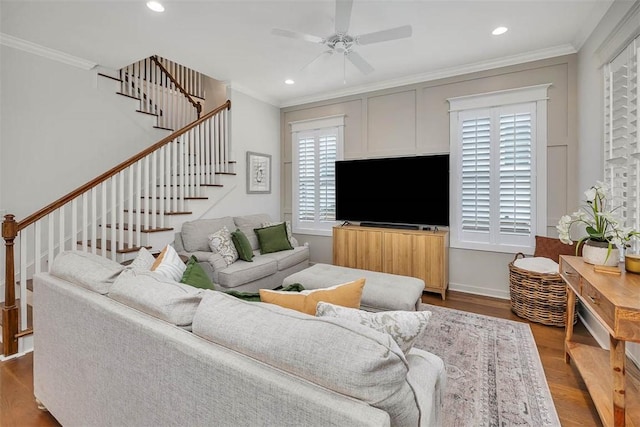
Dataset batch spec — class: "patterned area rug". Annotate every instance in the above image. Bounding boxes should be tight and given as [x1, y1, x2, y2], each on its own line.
[414, 303, 560, 427]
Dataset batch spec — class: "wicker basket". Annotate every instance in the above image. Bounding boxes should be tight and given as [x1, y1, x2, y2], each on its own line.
[509, 253, 577, 327]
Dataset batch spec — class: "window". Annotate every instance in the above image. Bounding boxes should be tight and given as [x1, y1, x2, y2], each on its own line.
[290, 115, 344, 236]
[448, 85, 549, 253]
[604, 36, 640, 248]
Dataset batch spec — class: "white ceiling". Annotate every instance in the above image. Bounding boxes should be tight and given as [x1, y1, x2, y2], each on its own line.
[0, 0, 616, 107]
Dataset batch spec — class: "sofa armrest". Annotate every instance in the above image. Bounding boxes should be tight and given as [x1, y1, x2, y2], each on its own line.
[405, 348, 446, 427]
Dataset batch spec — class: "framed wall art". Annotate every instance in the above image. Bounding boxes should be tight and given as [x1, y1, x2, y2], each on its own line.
[246, 151, 271, 194]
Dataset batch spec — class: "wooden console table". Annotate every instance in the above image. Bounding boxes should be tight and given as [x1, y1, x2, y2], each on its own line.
[560, 255, 640, 426]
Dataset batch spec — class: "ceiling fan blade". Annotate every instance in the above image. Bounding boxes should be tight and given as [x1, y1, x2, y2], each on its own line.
[271, 28, 324, 44]
[357, 25, 412, 45]
[346, 51, 374, 75]
[335, 0, 353, 34]
[300, 50, 333, 71]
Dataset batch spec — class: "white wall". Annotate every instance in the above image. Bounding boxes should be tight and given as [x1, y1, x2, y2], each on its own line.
[0, 45, 172, 220]
[577, 0, 639, 362]
[198, 87, 281, 221]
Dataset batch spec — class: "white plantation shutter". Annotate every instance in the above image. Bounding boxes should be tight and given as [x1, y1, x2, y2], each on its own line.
[604, 38, 640, 248]
[291, 115, 344, 236]
[461, 116, 491, 232]
[449, 85, 547, 253]
[499, 111, 533, 235]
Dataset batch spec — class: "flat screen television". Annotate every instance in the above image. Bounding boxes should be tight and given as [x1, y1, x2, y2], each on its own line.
[335, 154, 449, 227]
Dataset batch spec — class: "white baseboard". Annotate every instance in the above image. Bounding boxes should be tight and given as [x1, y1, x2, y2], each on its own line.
[448, 281, 510, 300]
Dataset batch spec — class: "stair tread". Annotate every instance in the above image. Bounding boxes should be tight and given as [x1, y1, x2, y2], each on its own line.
[141, 196, 208, 200]
[136, 110, 159, 117]
[116, 92, 141, 101]
[98, 72, 122, 82]
[79, 239, 151, 253]
[102, 224, 173, 233]
[124, 209, 193, 215]
[158, 184, 222, 187]
[154, 126, 174, 131]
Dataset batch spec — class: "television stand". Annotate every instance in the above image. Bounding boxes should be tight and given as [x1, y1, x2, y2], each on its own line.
[359, 222, 419, 230]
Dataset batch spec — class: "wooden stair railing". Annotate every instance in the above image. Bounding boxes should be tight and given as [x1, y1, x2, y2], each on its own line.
[1, 100, 231, 358]
[119, 56, 204, 131]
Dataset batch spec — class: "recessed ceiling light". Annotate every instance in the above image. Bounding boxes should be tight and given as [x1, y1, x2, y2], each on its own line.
[284, 79, 295, 85]
[147, 1, 165, 12]
[492, 26, 508, 36]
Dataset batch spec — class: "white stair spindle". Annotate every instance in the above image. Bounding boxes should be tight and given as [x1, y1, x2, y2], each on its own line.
[71, 199, 77, 253]
[82, 193, 88, 252]
[90, 188, 97, 255]
[101, 183, 107, 256]
[20, 230, 27, 330]
[172, 140, 178, 213]
[118, 171, 124, 253]
[48, 214, 54, 266]
[136, 161, 142, 247]
[111, 175, 117, 261]
[224, 109, 229, 172]
[58, 205, 65, 253]
[180, 136, 186, 212]
[159, 146, 165, 228]
[128, 168, 134, 249]
[143, 156, 150, 233]
[34, 221, 41, 274]
[151, 152, 157, 230]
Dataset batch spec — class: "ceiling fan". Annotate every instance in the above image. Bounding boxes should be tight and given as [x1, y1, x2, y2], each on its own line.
[271, 0, 412, 77]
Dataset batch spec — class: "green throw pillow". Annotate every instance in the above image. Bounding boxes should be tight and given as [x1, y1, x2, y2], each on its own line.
[224, 283, 305, 301]
[231, 229, 254, 262]
[180, 256, 215, 290]
[254, 222, 293, 254]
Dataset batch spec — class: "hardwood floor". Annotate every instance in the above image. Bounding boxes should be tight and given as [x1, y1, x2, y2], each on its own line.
[1, 290, 602, 426]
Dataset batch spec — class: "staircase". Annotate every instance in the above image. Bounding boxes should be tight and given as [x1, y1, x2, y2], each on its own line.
[1, 56, 234, 359]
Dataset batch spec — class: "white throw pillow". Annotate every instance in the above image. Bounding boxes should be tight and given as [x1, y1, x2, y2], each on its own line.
[151, 245, 186, 282]
[208, 226, 238, 266]
[316, 302, 431, 354]
[129, 247, 156, 271]
[262, 220, 296, 247]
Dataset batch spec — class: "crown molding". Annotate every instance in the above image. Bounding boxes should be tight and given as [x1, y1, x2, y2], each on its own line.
[595, 0, 640, 66]
[279, 44, 577, 108]
[0, 33, 97, 70]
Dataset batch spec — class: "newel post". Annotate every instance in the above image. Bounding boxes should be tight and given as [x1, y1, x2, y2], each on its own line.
[2, 214, 19, 356]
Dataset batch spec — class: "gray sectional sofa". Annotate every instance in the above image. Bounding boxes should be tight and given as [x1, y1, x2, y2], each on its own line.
[173, 213, 309, 292]
[34, 251, 446, 427]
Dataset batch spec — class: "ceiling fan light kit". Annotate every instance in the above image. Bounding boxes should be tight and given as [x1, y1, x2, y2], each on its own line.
[271, 0, 412, 78]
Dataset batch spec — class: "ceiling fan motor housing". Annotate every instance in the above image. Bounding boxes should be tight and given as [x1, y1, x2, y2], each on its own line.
[327, 34, 355, 53]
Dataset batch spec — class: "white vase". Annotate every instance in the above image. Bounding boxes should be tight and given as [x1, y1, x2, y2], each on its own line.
[582, 240, 620, 266]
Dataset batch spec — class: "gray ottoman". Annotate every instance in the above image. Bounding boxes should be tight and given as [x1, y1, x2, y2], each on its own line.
[282, 263, 424, 312]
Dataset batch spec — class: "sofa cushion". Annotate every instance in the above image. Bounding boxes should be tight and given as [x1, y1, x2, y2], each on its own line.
[181, 216, 236, 252]
[50, 251, 124, 295]
[192, 291, 420, 426]
[316, 302, 432, 354]
[261, 245, 309, 270]
[231, 229, 254, 262]
[181, 256, 215, 290]
[109, 269, 203, 329]
[254, 223, 293, 254]
[233, 213, 273, 250]
[216, 256, 278, 289]
[151, 244, 187, 282]
[207, 226, 238, 266]
[259, 278, 365, 315]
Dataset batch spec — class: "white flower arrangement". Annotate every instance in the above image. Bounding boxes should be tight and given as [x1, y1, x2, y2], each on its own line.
[556, 181, 639, 256]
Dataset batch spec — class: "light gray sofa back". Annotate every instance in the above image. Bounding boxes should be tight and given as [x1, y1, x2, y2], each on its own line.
[33, 273, 391, 427]
[180, 216, 236, 252]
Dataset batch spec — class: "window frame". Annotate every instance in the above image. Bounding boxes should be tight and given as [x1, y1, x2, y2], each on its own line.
[290, 115, 345, 236]
[448, 84, 550, 254]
